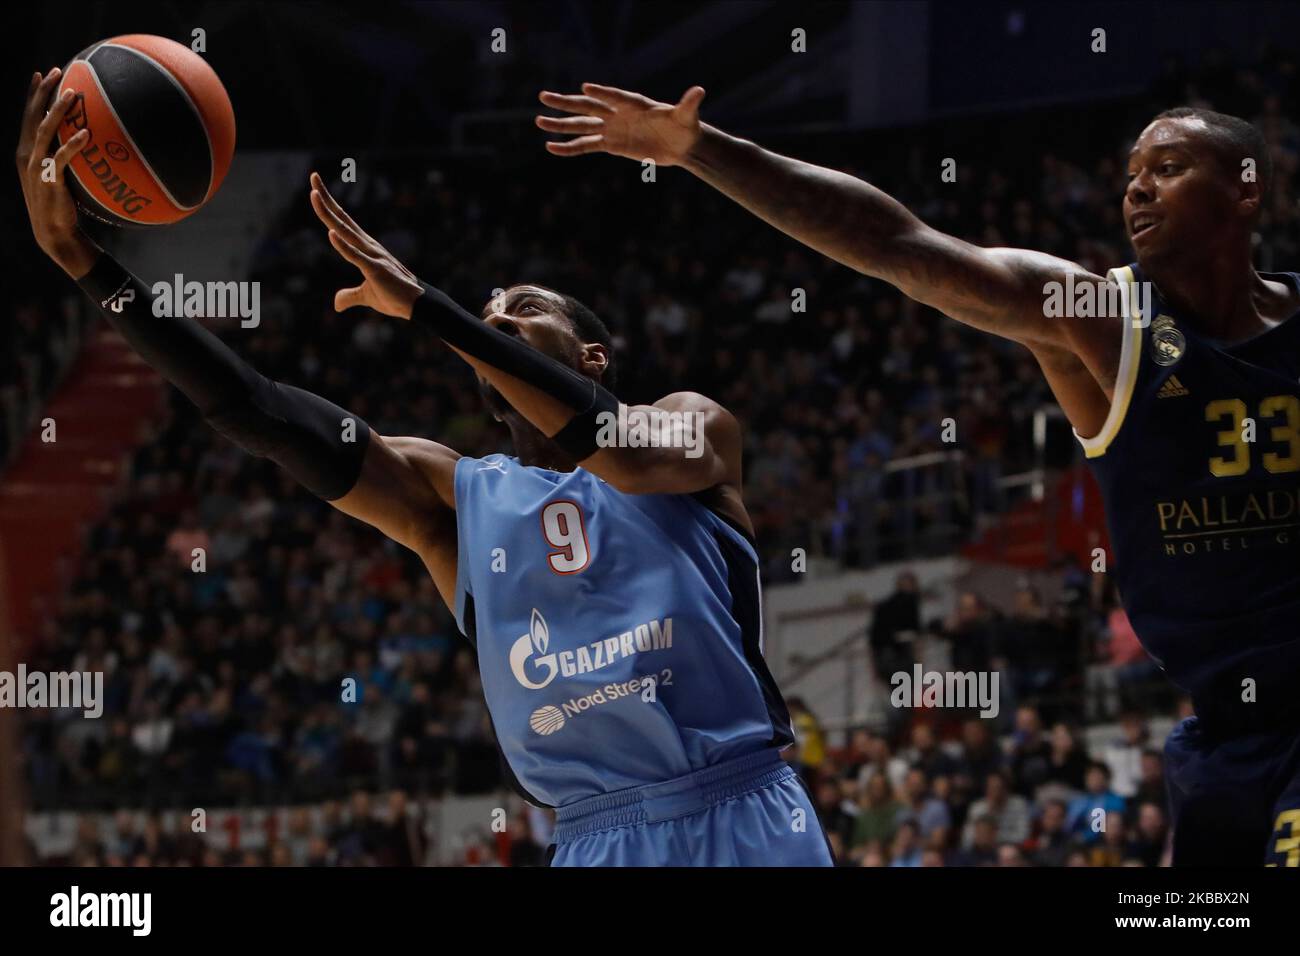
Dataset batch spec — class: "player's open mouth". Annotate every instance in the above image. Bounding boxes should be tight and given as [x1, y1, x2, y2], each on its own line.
[1131, 215, 1160, 239]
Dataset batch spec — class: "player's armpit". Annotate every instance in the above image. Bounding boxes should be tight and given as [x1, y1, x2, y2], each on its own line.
[1025, 341, 1112, 439]
[583, 392, 740, 496]
[896, 236, 1126, 403]
[332, 433, 460, 552]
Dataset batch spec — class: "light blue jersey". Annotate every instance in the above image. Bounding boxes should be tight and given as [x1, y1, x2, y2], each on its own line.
[452, 453, 795, 810]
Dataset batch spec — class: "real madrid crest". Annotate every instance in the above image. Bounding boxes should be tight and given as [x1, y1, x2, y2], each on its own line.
[1149, 313, 1186, 367]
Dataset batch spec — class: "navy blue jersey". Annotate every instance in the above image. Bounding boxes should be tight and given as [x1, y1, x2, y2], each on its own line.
[1081, 264, 1300, 727]
[452, 453, 793, 808]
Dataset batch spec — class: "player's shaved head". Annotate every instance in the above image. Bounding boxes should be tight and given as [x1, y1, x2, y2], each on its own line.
[1125, 108, 1270, 270]
[1145, 107, 1271, 199]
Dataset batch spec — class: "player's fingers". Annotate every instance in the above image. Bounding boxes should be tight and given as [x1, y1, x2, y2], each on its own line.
[544, 135, 605, 157]
[534, 114, 603, 134]
[52, 128, 90, 175]
[675, 86, 706, 119]
[311, 189, 367, 247]
[32, 88, 78, 168]
[581, 83, 649, 106]
[309, 177, 355, 231]
[16, 73, 40, 169]
[19, 68, 61, 148]
[537, 91, 614, 116]
[327, 229, 377, 272]
[309, 186, 342, 227]
[18, 72, 40, 142]
[334, 285, 368, 312]
[310, 171, 367, 237]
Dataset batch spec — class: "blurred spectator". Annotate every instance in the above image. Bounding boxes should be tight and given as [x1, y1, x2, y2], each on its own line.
[851, 774, 903, 850]
[889, 820, 924, 867]
[1133, 749, 1168, 810]
[954, 815, 1001, 866]
[1127, 802, 1169, 868]
[1102, 712, 1149, 799]
[962, 771, 1031, 849]
[897, 768, 952, 843]
[815, 777, 857, 848]
[1027, 799, 1073, 867]
[1066, 762, 1127, 845]
[869, 570, 921, 683]
[1008, 705, 1052, 797]
[788, 697, 828, 780]
[1044, 723, 1089, 791]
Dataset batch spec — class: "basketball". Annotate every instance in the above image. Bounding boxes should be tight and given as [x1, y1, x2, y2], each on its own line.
[54, 34, 235, 226]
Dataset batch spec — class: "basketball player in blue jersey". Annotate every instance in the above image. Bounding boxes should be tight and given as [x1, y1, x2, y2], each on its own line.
[17, 70, 831, 867]
[538, 84, 1300, 865]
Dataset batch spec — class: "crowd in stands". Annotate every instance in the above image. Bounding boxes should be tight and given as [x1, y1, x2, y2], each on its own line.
[32, 792, 552, 867]
[796, 701, 1179, 867]
[794, 564, 1181, 867]
[0, 285, 86, 471]
[32, 689, 1178, 867]
[10, 44, 1300, 862]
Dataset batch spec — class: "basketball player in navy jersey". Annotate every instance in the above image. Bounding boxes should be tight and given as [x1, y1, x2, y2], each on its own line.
[17, 69, 832, 867]
[537, 84, 1300, 865]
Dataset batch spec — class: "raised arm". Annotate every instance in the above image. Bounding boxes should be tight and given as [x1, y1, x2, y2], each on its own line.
[306, 174, 743, 500]
[16, 69, 460, 601]
[686, 127, 1095, 345]
[536, 85, 1123, 404]
[74, 248, 459, 553]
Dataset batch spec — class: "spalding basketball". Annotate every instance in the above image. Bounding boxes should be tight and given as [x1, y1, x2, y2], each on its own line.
[55, 34, 235, 226]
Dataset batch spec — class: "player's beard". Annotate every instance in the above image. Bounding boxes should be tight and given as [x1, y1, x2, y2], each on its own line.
[476, 338, 586, 422]
[478, 377, 511, 419]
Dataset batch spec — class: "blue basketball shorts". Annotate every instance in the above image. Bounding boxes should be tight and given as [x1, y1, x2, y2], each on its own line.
[549, 749, 835, 867]
[1164, 716, 1300, 866]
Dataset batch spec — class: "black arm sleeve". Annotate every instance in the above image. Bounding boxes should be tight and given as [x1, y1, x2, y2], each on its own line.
[410, 281, 617, 461]
[77, 253, 371, 500]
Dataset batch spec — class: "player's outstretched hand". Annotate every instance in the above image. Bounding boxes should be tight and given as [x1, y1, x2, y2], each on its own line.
[309, 171, 423, 319]
[16, 67, 99, 278]
[536, 84, 705, 167]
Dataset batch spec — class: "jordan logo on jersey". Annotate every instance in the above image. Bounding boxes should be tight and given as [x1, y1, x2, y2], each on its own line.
[508, 607, 675, 690]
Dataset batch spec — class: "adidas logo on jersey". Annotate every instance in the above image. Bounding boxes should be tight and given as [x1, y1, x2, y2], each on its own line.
[1157, 375, 1189, 398]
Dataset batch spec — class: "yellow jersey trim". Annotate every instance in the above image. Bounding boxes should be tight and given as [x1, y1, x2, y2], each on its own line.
[1075, 265, 1144, 459]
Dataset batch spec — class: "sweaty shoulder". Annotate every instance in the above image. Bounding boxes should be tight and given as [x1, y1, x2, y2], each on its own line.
[653, 390, 730, 416]
[653, 391, 742, 478]
[650, 392, 752, 538]
[1263, 271, 1300, 322]
[1053, 266, 1145, 396]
